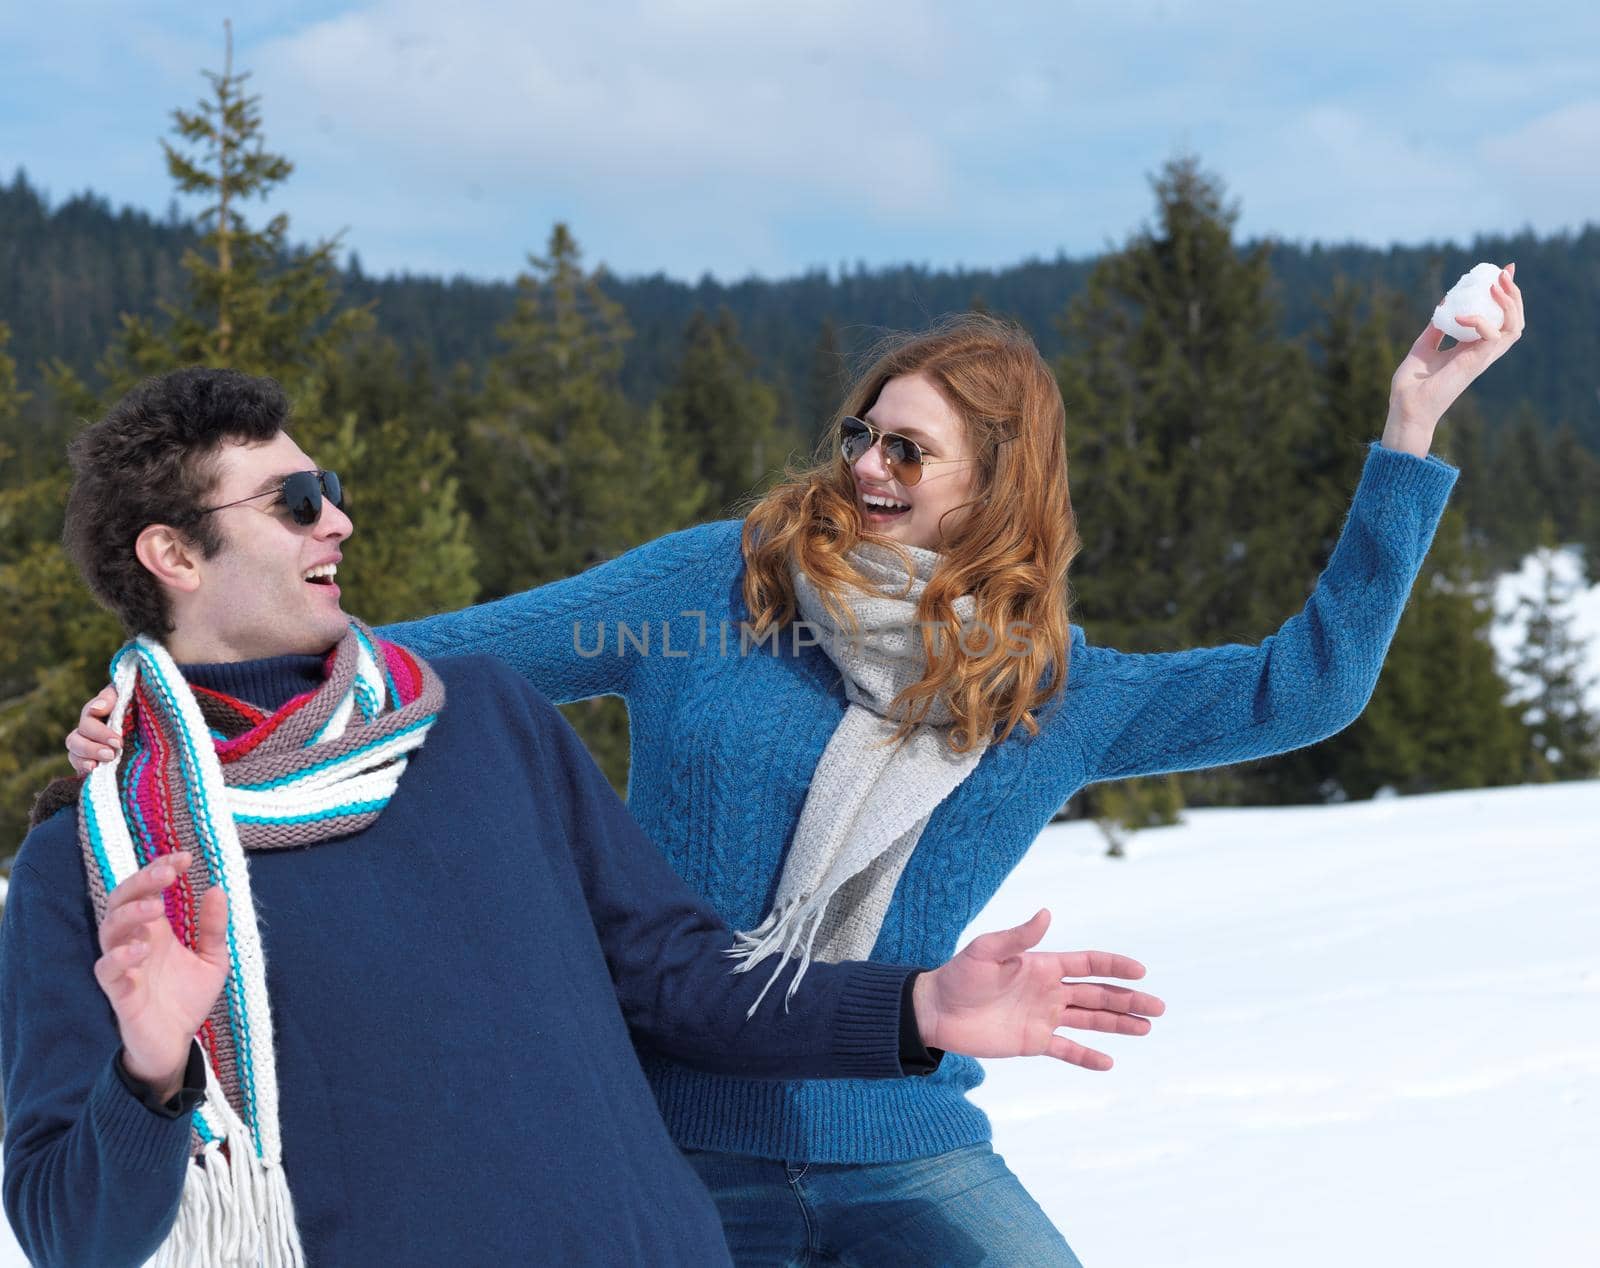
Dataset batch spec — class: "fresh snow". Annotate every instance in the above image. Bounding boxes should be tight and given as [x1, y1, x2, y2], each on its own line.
[1, 553, 1595, 1267]
[968, 782, 1599, 1268]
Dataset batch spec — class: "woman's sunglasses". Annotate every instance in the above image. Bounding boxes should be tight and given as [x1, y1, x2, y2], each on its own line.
[838, 416, 989, 487]
[195, 469, 344, 527]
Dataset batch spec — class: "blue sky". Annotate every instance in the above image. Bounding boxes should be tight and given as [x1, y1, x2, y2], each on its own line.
[1, 2, 1594, 282]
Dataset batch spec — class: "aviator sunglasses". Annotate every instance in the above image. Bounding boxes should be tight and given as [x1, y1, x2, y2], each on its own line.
[195, 469, 344, 527]
[839, 416, 1004, 486]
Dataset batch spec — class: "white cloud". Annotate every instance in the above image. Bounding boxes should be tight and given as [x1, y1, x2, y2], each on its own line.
[1219, 105, 1478, 245]
[1480, 100, 1600, 232]
[253, 0, 955, 215]
[1214, 91, 1600, 252]
[11, 0, 1598, 279]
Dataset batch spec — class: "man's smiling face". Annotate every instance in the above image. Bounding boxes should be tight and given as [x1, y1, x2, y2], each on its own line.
[172, 431, 354, 661]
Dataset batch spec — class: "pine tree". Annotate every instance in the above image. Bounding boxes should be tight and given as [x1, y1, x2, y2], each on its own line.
[78, 23, 368, 397]
[1311, 510, 1528, 798]
[1546, 426, 1600, 549]
[313, 335, 479, 624]
[658, 308, 784, 515]
[1, 30, 477, 849]
[1059, 156, 1319, 651]
[1510, 532, 1600, 780]
[467, 224, 707, 788]
[1445, 398, 1500, 560]
[1057, 154, 1317, 835]
[1582, 498, 1600, 589]
[1090, 776, 1184, 858]
[1304, 280, 1402, 555]
[1249, 280, 1406, 802]
[470, 224, 705, 595]
[0, 321, 23, 445]
[94, 25, 471, 626]
[1482, 406, 1555, 568]
[0, 325, 121, 850]
[1228, 281, 1535, 804]
[805, 316, 845, 450]
[1561, 439, 1600, 587]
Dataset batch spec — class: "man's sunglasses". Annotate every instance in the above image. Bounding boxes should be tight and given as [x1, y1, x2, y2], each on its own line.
[839, 417, 996, 487]
[195, 469, 344, 527]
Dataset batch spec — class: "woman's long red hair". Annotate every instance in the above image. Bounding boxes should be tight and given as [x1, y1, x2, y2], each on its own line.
[741, 314, 1079, 751]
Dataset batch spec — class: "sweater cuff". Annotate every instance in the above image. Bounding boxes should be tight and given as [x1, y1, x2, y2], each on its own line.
[90, 1049, 202, 1174]
[1357, 441, 1459, 560]
[898, 971, 944, 1076]
[827, 961, 920, 1079]
[115, 1041, 207, 1120]
[1364, 439, 1460, 501]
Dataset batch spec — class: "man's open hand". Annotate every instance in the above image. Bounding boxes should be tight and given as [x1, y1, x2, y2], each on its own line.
[913, 909, 1163, 1071]
[94, 851, 230, 1101]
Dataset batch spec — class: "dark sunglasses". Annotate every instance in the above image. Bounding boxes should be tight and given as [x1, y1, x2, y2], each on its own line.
[196, 469, 344, 527]
[839, 416, 996, 487]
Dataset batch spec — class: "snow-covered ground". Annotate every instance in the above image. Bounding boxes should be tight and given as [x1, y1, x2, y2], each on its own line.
[970, 782, 1599, 1268]
[968, 552, 1600, 1268]
[1, 552, 1594, 1267]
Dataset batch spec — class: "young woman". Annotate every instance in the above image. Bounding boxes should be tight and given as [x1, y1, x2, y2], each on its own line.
[69, 268, 1524, 1265]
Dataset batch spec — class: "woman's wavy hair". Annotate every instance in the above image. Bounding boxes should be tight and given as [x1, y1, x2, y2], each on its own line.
[742, 313, 1079, 751]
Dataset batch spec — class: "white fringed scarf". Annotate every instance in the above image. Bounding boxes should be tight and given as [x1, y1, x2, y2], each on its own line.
[727, 542, 987, 1013]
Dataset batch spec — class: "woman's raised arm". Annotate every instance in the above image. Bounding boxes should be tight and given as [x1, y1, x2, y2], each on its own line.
[67, 520, 740, 774]
[1072, 264, 1523, 788]
[378, 519, 736, 697]
[1070, 442, 1456, 786]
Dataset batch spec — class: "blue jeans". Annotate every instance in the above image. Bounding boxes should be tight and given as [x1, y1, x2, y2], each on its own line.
[682, 1142, 1084, 1267]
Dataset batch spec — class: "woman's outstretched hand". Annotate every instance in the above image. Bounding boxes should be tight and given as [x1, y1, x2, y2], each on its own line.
[912, 909, 1164, 1071]
[67, 684, 120, 776]
[1383, 262, 1525, 457]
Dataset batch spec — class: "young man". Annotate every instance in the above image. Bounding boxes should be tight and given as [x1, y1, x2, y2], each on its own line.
[1, 368, 1163, 1267]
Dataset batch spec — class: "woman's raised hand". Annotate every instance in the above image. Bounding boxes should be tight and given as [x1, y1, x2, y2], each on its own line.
[66, 684, 120, 776]
[1384, 263, 1525, 454]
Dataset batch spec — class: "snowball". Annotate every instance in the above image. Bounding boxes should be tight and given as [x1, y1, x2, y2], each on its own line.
[1431, 262, 1506, 343]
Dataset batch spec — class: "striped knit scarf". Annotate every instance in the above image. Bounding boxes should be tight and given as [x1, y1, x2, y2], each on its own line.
[77, 621, 444, 1267]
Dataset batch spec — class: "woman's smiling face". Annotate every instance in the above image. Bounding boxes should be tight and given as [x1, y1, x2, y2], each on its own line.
[850, 373, 979, 552]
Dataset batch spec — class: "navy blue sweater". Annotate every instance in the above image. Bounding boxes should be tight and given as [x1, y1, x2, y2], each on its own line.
[0, 654, 918, 1266]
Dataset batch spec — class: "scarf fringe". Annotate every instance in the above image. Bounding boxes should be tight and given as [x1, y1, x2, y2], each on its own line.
[730, 552, 985, 1008]
[725, 894, 835, 1018]
[152, 1085, 305, 1267]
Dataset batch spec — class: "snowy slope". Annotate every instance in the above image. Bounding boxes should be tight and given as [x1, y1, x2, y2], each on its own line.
[969, 782, 1599, 1268]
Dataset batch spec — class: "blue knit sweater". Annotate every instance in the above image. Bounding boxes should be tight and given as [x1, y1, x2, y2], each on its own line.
[384, 442, 1459, 1164]
[0, 655, 915, 1266]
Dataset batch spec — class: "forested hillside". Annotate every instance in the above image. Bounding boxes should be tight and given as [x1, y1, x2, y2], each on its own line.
[4, 169, 1597, 448]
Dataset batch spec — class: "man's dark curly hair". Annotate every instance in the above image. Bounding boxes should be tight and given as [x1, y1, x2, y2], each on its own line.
[64, 367, 290, 637]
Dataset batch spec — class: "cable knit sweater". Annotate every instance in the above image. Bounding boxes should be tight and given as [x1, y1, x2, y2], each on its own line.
[383, 442, 1459, 1164]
